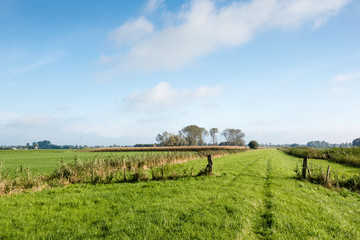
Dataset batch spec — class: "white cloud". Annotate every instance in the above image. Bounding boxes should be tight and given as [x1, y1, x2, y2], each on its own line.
[7, 114, 53, 127]
[123, 81, 224, 110]
[330, 86, 344, 95]
[331, 70, 360, 94]
[333, 71, 360, 83]
[98, 54, 114, 65]
[145, 0, 165, 13]
[108, 17, 154, 48]
[104, 0, 350, 72]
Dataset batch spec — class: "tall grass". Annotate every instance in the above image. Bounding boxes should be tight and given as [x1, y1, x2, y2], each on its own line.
[281, 147, 360, 167]
[294, 160, 360, 191]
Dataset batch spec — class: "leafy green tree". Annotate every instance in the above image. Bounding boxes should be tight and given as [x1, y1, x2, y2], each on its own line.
[37, 140, 52, 149]
[181, 125, 208, 146]
[353, 138, 360, 147]
[221, 128, 245, 146]
[248, 140, 259, 149]
[156, 131, 188, 146]
[209, 128, 219, 145]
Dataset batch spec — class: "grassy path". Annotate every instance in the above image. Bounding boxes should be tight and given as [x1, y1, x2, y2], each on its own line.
[0, 149, 359, 239]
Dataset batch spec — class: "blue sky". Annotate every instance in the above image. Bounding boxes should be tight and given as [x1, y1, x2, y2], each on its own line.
[1, 0, 360, 146]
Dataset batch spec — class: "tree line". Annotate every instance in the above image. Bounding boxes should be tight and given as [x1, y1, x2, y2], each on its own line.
[306, 140, 354, 148]
[155, 125, 245, 146]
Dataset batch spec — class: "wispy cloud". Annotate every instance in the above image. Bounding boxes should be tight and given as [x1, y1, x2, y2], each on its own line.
[108, 17, 154, 48]
[331, 70, 360, 94]
[333, 71, 360, 83]
[102, 0, 350, 73]
[123, 81, 224, 111]
[7, 51, 69, 75]
[7, 114, 53, 127]
[145, 0, 165, 13]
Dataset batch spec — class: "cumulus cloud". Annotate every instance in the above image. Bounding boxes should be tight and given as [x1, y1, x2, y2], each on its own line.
[108, 17, 154, 48]
[104, 0, 350, 72]
[123, 81, 224, 110]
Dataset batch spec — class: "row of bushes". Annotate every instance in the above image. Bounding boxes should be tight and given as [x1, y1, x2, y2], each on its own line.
[281, 147, 360, 167]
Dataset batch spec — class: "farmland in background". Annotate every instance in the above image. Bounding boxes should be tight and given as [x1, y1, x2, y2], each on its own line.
[0, 150, 146, 175]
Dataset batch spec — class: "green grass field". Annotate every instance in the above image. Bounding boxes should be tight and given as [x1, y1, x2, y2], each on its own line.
[302, 157, 360, 178]
[0, 150, 162, 175]
[0, 149, 359, 239]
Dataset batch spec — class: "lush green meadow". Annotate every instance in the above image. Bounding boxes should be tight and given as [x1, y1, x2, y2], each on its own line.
[0, 150, 163, 175]
[0, 149, 359, 239]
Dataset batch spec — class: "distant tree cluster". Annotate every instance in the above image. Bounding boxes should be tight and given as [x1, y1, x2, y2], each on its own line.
[2, 141, 89, 150]
[353, 138, 360, 147]
[306, 141, 331, 148]
[34, 140, 87, 149]
[133, 144, 156, 147]
[156, 125, 245, 146]
[306, 140, 352, 148]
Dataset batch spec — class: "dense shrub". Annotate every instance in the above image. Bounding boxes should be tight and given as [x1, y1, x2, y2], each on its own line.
[248, 141, 259, 149]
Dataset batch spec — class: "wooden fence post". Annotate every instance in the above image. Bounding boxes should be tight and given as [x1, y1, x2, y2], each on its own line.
[162, 164, 165, 179]
[302, 156, 308, 179]
[326, 165, 330, 183]
[307, 166, 312, 178]
[207, 154, 213, 175]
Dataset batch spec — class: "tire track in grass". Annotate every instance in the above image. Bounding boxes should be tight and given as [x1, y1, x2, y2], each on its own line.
[257, 155, 274, 239]
[230, 151, 268, 181]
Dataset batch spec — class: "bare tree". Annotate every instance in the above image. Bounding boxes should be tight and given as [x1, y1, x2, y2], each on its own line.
[209, 128, 219, 145]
